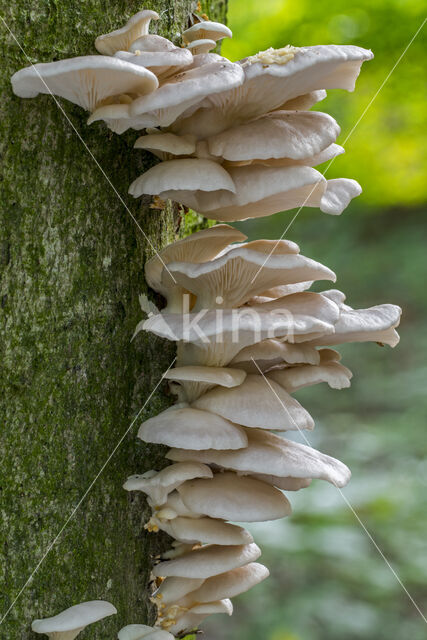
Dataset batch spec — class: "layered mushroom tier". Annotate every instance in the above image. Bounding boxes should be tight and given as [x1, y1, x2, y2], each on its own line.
[12, 10, 401, 640]
[12, 11, 371, 222]
[129, 225, 401, 635]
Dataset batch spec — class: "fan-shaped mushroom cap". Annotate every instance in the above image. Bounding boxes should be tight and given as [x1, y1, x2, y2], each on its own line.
[169, 429, 351, 487]
[182, 21, 232, 44]
[11, 57, 158, 112]
[192, 374, 314, 431]
[186, 39, 217, 55]
[268, 348, 353, 391]
[153, 542, 261, 578]
[134, 132, 196, 158]
[32, 601, 117, 639]
[87, 102, 146, 134]
[164, 247, 335, 310]
[231, 339, 320, 373]
[177, 562, 269, 607]
[249, 280, 313, 302]
[115, 47, 193, 77]
[178, 472, 291, 521]
[224, 142, 344, 169]
[138, 406, 248, 450]
[117, 625, 173, 640]
[207, 110, 340, 163]
[142, 223, 246, 313]
[128, 60, 244, 128]
[166, 599, 233, 635]
[173, 44, 373, 138]
[129, 158, 235, 199]
[159, 490, 202, 519]
[143, 304, 335, 367]
[95, 10, 159, 55]
[155, 164, 360, 221]
[308, 303, 402, 347]
[165, 365, 246, 402]
[153, 515, 254, 545]
[123, 462, 213, 504]
[156, 576, 206, 606]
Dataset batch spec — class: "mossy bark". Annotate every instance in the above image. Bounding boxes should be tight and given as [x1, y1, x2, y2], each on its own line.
[0, 1, 225, 637]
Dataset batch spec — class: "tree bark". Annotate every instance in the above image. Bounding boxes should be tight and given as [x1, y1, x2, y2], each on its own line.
[0, 1, 226, 637]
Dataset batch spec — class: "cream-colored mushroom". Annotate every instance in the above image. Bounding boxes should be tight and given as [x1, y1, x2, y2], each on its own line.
[138, 405, 248, 450]
[151, 515, 254, 545]
[123, 462, 213, 505]
[166, 599, 233, 635]
[139, 223, 246, 314]
[186, 39, 217, 55]
[134, 132, 197, 160]
[230, 339, 320, 373]
[268, 348, 353, 391]
[164, 365, 246, 402]
[176, 562, 269, 607]
[169, 429, 351, 488]
[32, 601, 117, 640]
[153, 542, 261, 579]
[95, 10, 159, 55]
[163, 245, 336, 310]
[11, 56, 158, 112]
[192, 374, 314, 431]
[182, 21, 232, 44]
[178, 472, 292, 521]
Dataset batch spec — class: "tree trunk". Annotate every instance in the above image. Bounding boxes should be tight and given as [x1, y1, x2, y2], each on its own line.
[0, 1, 225, 636]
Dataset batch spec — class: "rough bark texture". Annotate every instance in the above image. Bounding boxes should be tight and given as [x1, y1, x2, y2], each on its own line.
[0, 1, 226, 637]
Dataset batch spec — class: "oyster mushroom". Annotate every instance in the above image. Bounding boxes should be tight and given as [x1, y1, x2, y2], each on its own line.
[95, 10, 160, 55]
[182, 21, 232, 44]
[32, 601, 116, 639]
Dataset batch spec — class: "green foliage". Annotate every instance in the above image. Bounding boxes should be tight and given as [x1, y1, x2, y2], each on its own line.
[223, 0, 427, 208]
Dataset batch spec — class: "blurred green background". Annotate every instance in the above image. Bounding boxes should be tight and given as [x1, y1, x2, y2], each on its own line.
[203, 1, 427, 639]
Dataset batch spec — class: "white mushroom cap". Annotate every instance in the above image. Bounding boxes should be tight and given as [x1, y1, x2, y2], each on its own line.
[225, 143, 344, 169]
[159, 490, 203, 519]
[160, 164, 361, 221]
[164, 246, 335, 310]
[268, 348, 353, 391]
[155, 576, 206, 606]
[142, 304, 336, 367]
[307, 303, 402, 347]
[95, 10, 160, 55]
[123, 462, 213, 504]
[32, 601, 117, 639]
[152, 542, 261, 578]
[155, 515, 254, 545]
[230, 339, 320, 373]
[169, 429, 351, 487]
[134, 132, 196, 158]
[173, 44, 373, 138]
[117, 624, 174, 640]
[166, 599, 233, 635]
[192, 374, 314, 431]
[178, 472, 291, 522]
[129, 34, 176, 54]
[165, 365, 246, 402]
[142, 223, 246, 313]
[182, 21, 232, 44]
[207, 110, 340, 163]
[279, 89, 327, 111]
[87, 102, 146, 134]
[11, 56, 158, 112]
[186, 39, 217, 55]
[129, 158, 236, 199]
[177, 562, 269, 606]
[138, 406, 248, 450]
[114, 47, 193, 77]
[248, 280, 313, 302]
[128, 60, 244, 128]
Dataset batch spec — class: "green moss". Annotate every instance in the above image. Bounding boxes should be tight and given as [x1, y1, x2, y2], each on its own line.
[0, 0, 225, 637]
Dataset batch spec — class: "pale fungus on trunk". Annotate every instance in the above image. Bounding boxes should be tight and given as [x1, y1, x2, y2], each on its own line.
[11, 7, 402, 639]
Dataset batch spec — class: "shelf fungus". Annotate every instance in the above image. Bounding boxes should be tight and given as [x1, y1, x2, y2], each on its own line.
[13, 10, 401, 640]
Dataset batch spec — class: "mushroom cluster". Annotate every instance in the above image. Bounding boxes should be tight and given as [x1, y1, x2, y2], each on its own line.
[11, 9, 402, 640]
[131, 225, 400, 634]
